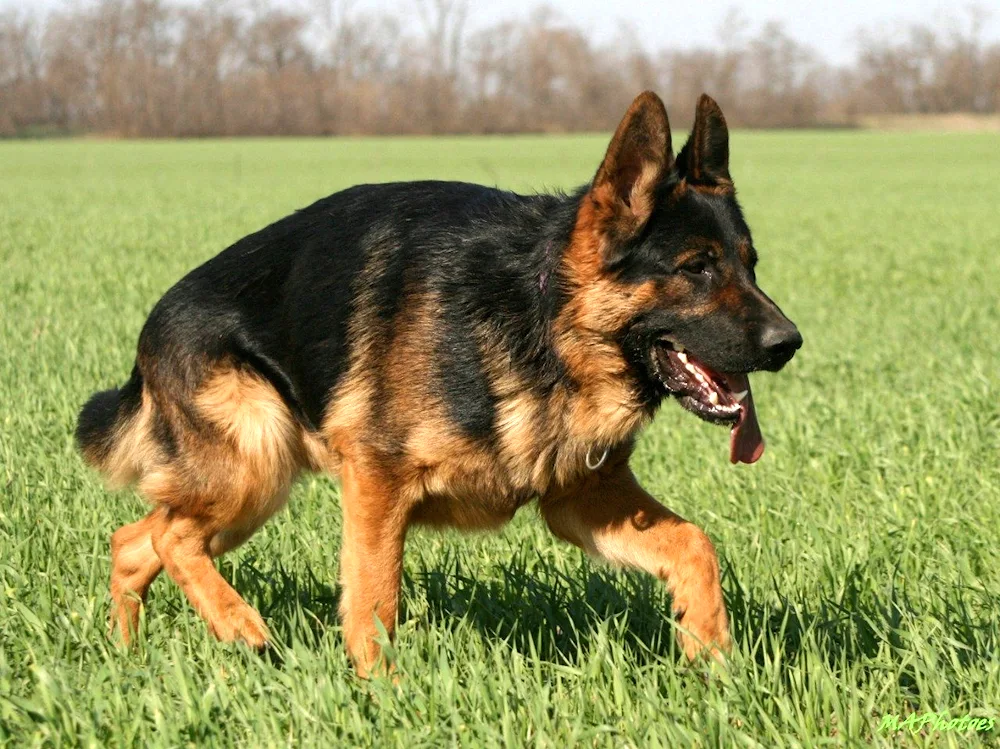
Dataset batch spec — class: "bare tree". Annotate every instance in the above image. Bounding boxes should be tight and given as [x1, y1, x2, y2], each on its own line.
[0, 10, 46, 135]
[416, 0, 468, 76]
[412, 0, 469, 132]
[1, 0, 998, 138]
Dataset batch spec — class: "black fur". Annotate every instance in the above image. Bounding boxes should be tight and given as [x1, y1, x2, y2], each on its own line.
[75, 366, 143, 460]
[118, 182, 578, 449]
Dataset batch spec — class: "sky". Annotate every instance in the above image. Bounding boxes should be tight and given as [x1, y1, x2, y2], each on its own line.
[6, 0, 997, 66]
[468, 0, 998, 65]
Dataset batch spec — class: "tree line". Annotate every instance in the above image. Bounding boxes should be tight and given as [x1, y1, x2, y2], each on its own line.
[1, 0, 998, 137]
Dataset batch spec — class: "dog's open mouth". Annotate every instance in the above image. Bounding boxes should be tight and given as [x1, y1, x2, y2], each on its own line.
[651, 341, 765, 465]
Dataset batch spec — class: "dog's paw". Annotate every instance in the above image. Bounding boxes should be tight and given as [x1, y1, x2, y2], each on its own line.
[676, 608, 731, 665]
[210, 604, 270, 650]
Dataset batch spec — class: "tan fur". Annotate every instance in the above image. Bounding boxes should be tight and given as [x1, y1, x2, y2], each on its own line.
[627, 159, 664, 224]
[191, 366, 302, 524]
[692, 181, 735, 197]
[109, 508, 165, 644]
[83, 388, 160, 489]
[550, 196, 658, 466]
[337, 455, 408, 677]
[319, 232, 390, 462]
[540, 448, 730, 660]
[151, 510, 270, 648]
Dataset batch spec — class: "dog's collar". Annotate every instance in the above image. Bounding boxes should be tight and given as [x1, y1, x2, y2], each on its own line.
[585, 447, 609, 471]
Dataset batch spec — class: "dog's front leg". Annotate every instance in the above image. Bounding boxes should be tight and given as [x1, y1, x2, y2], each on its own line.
[541, 452, 730, 661]
[338, 456, 408, 678]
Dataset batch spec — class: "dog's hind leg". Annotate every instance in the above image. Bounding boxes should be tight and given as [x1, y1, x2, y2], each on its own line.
[109, 504, 270, 645]
[541, 450, 730, 661]
[110, 507, 166, 645]
[151, 509, 270, 649]
[141, 364, 307, 648]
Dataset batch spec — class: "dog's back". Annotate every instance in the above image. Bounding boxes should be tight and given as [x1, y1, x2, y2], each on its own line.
[76, 180, 571, 490]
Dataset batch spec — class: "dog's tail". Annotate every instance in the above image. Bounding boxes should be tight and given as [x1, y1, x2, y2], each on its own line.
[75, 365, 150, 488]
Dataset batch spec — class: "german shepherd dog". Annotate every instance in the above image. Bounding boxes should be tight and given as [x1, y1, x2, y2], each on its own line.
[77, 92, 801, 675]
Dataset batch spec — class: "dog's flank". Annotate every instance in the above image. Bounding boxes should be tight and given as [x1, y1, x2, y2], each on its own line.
[77, 90, 800, 675]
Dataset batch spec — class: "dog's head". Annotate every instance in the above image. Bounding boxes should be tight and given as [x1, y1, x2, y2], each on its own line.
[563, 91, 802, 464]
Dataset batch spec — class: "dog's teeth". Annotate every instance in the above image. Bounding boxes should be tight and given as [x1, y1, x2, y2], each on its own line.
[733, 390, 748, 402]
[677, 351, 688, 363]
[708, 391, 719, 406]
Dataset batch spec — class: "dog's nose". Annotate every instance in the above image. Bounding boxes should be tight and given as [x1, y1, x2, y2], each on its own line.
[760, 322, 802, 370]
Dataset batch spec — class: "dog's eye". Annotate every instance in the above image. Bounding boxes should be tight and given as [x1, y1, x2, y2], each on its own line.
[679, 259, 711, 276]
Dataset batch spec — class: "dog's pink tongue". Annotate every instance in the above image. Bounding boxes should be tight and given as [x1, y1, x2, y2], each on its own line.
[724, 374, 764, 465]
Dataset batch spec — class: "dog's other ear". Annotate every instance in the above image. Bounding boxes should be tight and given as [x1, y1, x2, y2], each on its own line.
[588, 91, 672, 248]
[677, 94, 731, 185]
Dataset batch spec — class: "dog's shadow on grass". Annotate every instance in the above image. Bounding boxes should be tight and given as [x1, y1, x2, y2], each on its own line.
[406, 556, 958, 678]
[232, 551, 682, 666]
[404, 557, 886, 670]
[234, 554, 839, 669]
[230, 557, 342, 654]
[407, 555, 683, 665]
[233, 552, 989, 684]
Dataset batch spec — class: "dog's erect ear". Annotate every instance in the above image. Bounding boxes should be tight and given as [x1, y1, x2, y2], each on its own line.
[678, 94, 731, 185]
[588, 91, 672, 246]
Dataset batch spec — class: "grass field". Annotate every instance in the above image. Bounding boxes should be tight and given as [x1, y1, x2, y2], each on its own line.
[1, 131, 998, 747]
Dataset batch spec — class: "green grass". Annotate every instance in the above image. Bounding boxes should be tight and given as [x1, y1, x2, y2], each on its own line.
[1, 132, 998, 747]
